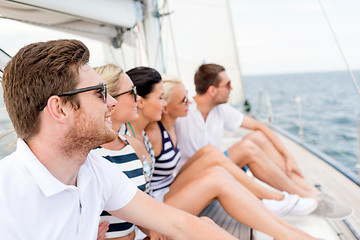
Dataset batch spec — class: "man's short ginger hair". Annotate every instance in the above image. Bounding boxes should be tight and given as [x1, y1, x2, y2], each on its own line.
[194, 63, 225, 95]
[2, 39, 90, 140]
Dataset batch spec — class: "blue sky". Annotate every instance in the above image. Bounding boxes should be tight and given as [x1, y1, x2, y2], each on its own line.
[0, 0, 359, 75]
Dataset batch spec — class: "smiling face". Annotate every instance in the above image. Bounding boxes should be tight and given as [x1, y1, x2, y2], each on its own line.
[63, 65, 117, 151]
[166, 83, 190, 118]
[140, 82, 166, 122]
[110, 73, 138, 130]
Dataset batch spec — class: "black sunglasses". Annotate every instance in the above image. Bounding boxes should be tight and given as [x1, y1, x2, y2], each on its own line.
[38, 83, 107, 111]
[218, 81, 231, 89]
[112, 86, 137, 102]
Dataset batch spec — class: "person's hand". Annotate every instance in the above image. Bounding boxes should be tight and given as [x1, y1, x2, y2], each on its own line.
[285, 156, 304, 178]
[149, 230, 172, 240]
[97, 221, 109, 240]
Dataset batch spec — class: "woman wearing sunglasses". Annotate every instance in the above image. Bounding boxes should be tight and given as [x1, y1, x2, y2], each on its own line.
[124, 67, 318, 240]
[93, 64, 153, 240]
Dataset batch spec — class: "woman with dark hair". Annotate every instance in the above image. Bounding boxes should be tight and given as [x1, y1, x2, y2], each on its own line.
[125, 67, 318, 240]
[126, 67, 162, 97]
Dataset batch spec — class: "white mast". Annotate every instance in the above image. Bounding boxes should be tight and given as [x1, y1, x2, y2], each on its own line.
[142, 0, 165, 73]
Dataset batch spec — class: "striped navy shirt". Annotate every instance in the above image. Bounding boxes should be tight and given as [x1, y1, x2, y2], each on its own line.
[151, 121, 181, 192]
[93, 136, 147, 238]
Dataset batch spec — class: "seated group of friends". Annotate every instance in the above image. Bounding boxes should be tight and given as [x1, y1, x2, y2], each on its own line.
[93, 62, 352, 239]
[0, 39, 352, 240]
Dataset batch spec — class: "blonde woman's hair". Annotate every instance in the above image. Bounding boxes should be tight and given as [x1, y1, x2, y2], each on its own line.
[162, 74, 183, 103]
[94, 64, 124, 97]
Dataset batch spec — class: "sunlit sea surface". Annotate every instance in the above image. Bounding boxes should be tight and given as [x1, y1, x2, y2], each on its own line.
[241, 70, 360, 175]
[1, 70, 360, 176]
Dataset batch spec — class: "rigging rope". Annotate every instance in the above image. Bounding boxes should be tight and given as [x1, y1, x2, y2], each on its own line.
[137, 0, 178, 74]
[0, 130, 15, 140]
[0, 48, 11, 58]
[0, 48, 12, 78]
[151, 0, 181, 77]
[318, 0, 360, 97]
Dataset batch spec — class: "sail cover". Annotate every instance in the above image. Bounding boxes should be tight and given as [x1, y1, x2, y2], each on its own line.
[0, 0, 141, 47]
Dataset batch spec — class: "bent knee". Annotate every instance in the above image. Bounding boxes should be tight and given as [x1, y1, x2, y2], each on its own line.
[193, 150, 231, 170]
[199, 145, 219, 154]
[237, 139, 259, 154]
[230, 139, 262, 162]
[246, 130, 271, 147]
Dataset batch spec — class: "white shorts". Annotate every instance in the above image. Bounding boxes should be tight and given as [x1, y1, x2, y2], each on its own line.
[134, 226, 147, 240]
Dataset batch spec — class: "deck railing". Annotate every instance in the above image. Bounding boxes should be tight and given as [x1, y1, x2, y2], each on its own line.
[356, 114, 360, 179]
[256, 90, 274, 123]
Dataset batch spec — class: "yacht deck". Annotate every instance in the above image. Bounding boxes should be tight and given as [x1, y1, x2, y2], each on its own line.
[200, 128, 360, 239]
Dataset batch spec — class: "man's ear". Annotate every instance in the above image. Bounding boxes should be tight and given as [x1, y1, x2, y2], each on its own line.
[207, 85, 217, 97]
[46, 96, 71, 123]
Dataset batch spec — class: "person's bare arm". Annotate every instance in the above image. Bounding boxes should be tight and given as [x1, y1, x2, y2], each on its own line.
[109, 190, 236, 240]
[241, 115, 303, 178]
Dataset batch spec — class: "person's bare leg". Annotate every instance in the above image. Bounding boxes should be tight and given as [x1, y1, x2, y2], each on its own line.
[165, 166, 316, 240]
[176, 146, 283, 200]
[246, 131, 320, 195]
[178, 145, 218, 174]
[227, 139, 317, 199]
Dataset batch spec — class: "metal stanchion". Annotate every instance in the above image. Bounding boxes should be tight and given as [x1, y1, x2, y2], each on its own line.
[295, 97, 304, 143]
[356, 114, 360, 180]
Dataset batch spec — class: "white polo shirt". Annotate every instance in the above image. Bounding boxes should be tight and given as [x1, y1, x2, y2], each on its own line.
[175, 99, 244, 171]
[0, 139, 137, 239]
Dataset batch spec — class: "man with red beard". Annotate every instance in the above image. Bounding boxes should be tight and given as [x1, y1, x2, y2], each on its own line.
[0, 40, 236, 240]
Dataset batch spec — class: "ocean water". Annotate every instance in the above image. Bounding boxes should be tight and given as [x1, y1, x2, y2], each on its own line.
[242, 70, 360, 174]
[1, 71, 360, 176]
[0, 86, 17, 160]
